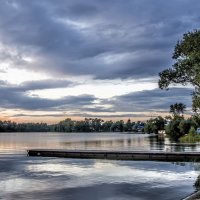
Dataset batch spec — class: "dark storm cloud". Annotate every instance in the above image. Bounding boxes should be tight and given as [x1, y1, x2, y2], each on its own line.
[0, 0, 199, 80]
[108, 88, 193, 113]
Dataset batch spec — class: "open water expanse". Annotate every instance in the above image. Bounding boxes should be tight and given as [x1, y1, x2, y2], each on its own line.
[0, 132, 200, 200]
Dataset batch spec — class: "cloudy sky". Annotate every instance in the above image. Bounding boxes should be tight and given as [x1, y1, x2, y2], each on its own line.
[0, 0, 199, 123]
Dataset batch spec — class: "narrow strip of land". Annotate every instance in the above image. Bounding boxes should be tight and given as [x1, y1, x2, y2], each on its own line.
[27, 149, 200, 162]
[183, 191, 200, 200]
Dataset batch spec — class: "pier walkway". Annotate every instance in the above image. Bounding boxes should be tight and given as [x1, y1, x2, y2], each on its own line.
[27, 149, 200, 162]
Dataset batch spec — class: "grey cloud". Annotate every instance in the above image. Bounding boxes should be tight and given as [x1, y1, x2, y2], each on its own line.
[0, 69, 6, 73]
[68, 113, 153, 118]
[0, 86, 96, 110]
[10, 113, 150, 118]
[10, 113, 67, 118]
[79, 107, 115, 113]
[20, 79, 75, 90]
[0, 80, 8, 85]
[0, 0, 199, 80]
[108, 87, 193, 113]
[1, 79, 75, 91]
[68, 4, 98, 17]
[1, 83, 194, 118]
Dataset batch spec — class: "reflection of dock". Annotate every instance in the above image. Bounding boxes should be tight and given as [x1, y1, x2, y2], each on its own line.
[27, 149, 200, 162]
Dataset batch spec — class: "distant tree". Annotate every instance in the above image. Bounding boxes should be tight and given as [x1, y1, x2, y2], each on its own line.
[110, 120, 125, 132]
[91, 118, 103, 132]
[126, 119, 132, 131]
[165, 118, 183, 141]
[169, 103, 186, 117]
[179, 119, 192, 135]
[191, 114, 200, 127]
[59, 118, 74, 132]
[102, 120, 113, 132]
[188, 126, 196, 136]
[0, 120, 49, 132]
[132, 121, 143, 132]
[144, 117, 165, 134]
[144, 122, 153, 134]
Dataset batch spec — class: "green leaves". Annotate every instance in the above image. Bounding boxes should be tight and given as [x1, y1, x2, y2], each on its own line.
[144, 116, 165, 134]
[169, 103, 186, 117]
[158, 29, 200, 111]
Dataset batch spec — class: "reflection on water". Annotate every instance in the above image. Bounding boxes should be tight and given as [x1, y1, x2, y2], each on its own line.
[0, 156, 199, 200]
[1, 132, 200, 153]
[62, 137, 157, 151]
[0, 132, 200, 200]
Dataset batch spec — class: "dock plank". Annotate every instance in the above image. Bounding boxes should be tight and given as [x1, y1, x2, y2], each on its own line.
[27, 149, 200, 162]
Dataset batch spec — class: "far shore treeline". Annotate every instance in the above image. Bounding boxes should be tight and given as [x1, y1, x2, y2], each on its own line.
[0, 118, 145, 133]
[1, 112, 200, 144]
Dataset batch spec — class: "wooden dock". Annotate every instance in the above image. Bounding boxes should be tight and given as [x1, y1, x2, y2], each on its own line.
[27, 149, 200, 162]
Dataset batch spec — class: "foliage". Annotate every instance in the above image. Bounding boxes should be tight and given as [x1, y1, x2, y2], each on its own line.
[144, 116, 165, 134]
[110, 120, 125, 132]
[189, 126, 196, 135]
[158, 29, 200, 111]
[195, 175, 200, 189]
[179, 126, 200, 143]
[165, 118, 183, 141]
[166, 115, 200, 141]
[179, 134, 200, 143]
[179, 119, 192, 135]
[169, 103, 186, 117]
[101, 120, 113, 132]
[132, 121, 145, 132]
[126, 119, 133, 131]
[0, 118, 145, 133]
[0, 121, 49, 132]
[57, 118, 75, 132]
[191, 114, 200, 127]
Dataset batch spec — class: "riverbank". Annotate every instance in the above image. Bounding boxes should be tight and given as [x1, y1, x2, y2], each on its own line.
[183, 191, 200, 200]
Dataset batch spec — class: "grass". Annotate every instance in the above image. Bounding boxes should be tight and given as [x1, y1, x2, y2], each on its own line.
[179, 134, 200, 143]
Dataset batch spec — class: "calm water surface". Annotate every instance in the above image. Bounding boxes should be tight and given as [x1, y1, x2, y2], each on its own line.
[0, 132, 200, 200]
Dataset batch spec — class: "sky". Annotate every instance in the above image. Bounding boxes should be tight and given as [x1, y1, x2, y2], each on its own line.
[0, 0, 200, 123]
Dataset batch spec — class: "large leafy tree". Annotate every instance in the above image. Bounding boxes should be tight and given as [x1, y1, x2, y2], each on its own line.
[158, 30, 200, 111]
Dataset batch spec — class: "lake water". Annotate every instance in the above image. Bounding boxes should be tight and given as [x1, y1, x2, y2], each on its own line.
[0, 132, 200, 200]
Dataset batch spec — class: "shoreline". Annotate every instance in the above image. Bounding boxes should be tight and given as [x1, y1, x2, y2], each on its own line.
[183, 191, 200, 200]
